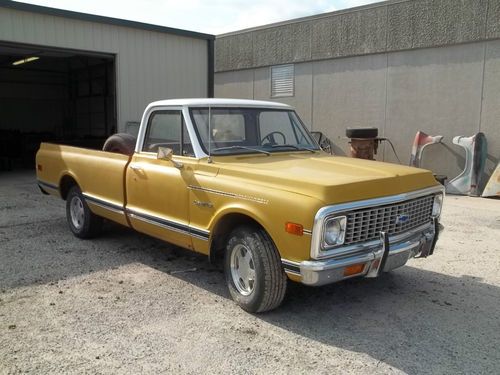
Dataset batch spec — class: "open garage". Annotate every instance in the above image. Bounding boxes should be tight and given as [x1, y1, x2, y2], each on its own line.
[0, 43, 116, 169]
[0, 0, 214, 171]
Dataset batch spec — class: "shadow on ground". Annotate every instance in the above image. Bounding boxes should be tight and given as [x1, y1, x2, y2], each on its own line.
[2, 214, 498, 373]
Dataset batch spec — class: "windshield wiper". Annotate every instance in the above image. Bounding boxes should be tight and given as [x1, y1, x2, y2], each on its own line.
[211, 146, 271, 155]
[270, 144, 317, 153]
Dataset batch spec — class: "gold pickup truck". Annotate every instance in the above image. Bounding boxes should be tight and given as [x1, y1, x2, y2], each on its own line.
[36, 99, 444, 312]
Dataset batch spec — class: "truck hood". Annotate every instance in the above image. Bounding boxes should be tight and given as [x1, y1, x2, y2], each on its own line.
[213, 153, 438, 204]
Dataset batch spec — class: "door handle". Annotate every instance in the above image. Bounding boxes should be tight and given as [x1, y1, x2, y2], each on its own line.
[129, 164, 143, 171]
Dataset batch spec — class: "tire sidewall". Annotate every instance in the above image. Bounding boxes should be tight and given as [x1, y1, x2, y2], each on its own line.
[225, 227, 272, 312]
[66, 186, 92, 238]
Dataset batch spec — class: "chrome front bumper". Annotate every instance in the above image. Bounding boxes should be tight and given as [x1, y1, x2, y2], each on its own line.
[283, 220, 442, 286]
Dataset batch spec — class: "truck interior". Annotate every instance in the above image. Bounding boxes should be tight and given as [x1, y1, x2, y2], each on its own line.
[0, 42, 116, 171]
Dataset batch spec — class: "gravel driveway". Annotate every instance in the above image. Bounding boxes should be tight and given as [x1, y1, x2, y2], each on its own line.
[1, 171, 499, 374]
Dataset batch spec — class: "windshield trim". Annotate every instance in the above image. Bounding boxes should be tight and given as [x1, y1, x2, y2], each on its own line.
[188, 107, 320, 156]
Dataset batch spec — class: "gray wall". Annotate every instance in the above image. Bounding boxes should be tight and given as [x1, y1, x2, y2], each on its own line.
[0, 6, 209, 131]
[215, 0, 500, 185]
[216, 0, 500, 70]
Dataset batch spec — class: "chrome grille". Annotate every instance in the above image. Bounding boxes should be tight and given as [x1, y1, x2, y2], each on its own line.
[344, 195, 434, 245]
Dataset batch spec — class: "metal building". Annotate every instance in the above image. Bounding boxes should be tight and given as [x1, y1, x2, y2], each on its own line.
[0, 0, 214, 169]
[215, 0, 500, 187]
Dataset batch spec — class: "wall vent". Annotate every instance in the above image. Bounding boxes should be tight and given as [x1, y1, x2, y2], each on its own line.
[271, 64, 294, 97]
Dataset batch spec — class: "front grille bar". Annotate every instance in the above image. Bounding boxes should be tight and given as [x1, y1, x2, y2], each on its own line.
[343, 194, 434, 245]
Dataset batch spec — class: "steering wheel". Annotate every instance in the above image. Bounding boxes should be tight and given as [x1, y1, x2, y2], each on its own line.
[261, 131, 286, 146]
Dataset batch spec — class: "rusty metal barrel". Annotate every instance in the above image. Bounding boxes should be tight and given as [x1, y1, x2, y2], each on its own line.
[346, 128, 378, 160]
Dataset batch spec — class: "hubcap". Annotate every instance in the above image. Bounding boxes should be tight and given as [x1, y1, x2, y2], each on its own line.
[70, 196, 85, 230]
[230, 244, 256, 296]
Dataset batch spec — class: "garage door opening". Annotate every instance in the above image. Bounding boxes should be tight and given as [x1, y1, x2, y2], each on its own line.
[0, 43, 116, 171]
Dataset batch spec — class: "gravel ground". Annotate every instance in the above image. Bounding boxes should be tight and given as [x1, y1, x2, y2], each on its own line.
[1, 171, 499, 374]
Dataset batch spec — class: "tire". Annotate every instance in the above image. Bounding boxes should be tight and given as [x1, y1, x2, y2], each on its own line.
[345, 127, 378, 139]
[224, 225, 287, 313]
[66, 185, 103, 239]
[102, 133, 136, 155]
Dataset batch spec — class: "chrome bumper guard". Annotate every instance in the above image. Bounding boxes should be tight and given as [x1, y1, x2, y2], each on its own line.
[286, 220, 442, 287]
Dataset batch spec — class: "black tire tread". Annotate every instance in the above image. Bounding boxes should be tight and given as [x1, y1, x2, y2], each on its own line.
[226, 225, 287, 313]
[255, 228, 287, 312]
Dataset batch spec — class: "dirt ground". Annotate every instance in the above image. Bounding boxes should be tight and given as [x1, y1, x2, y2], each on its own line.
[0, 171, 499, 374]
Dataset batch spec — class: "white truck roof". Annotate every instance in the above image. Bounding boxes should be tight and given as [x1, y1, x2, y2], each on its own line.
[147, 98, 293, 109]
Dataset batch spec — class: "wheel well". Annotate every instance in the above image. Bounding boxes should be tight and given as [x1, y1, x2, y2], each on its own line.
[209, 213, 264, 264]
[59, 175, 78, 200]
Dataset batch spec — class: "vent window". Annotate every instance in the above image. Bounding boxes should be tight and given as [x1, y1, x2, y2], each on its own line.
[271, 64, 294, 97]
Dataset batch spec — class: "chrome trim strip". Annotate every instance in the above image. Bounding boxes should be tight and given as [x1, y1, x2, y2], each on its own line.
[37, 179, 58, 190]
[126, 208, 210, 241]
[311, 185, 444, 260]
[188, 185, 269, 204]
[190, 233, 210, 241]
[82, 193, 124, 215]
[128, 212, 191, 236]
[317, 186, 444, 217]
[303, 229, 312, 235]
[281, 259, 301, 275]
[81, 194, 210, 241]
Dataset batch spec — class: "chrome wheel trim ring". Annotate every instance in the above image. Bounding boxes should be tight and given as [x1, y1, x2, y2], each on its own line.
[230, 243, 256, 296]
[70, 195, 85, 230]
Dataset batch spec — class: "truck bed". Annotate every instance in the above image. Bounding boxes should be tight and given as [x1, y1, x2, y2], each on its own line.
[36, 142, 131, 226]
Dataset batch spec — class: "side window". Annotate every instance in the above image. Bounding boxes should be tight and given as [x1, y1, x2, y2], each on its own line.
[143, 110, 193, 156]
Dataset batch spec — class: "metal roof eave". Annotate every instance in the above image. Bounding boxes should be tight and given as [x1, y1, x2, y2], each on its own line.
[0, 0, 215, 41]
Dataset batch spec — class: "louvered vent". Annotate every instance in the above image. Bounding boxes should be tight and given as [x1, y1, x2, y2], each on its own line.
[271, 64, 294, 97]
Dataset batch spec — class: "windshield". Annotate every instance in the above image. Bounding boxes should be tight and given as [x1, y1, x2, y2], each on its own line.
[189, 107, 320, 155]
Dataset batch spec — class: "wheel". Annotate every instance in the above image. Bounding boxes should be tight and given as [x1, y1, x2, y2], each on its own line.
[345, 127, 378, 139]
[224, 225, 287, 313]
[66, 186, 103, 238]
[261, 131, 286, 145]
[102, 133, 136, 155]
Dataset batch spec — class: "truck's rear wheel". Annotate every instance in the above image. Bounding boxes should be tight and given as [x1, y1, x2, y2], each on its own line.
[66, 186, 103, 238]
[224, 226, 287, 313]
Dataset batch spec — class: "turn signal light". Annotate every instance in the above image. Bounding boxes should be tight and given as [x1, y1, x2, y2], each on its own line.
[343, 263, 365, 277]
[285, 222, 303, 236]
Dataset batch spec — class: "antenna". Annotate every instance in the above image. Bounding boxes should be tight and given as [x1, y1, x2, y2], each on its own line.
[208, 106, 212, 163]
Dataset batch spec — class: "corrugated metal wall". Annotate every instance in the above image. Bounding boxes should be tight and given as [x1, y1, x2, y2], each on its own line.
[0, 7, 209, 130]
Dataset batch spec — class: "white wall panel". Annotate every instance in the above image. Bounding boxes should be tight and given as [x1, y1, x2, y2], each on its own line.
[0, 7, 209, 130]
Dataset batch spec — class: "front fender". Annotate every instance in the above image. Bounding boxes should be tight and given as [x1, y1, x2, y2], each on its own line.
[204, 192, 324, 263]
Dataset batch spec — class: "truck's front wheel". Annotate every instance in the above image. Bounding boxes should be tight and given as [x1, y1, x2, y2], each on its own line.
[224, 226, 287, 313]
[66, 186, 103, 239]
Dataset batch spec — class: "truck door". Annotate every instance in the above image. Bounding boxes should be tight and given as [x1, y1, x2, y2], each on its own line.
[125, 108, 196, 250]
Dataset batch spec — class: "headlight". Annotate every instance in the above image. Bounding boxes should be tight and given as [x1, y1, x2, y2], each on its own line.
[323, 216, 347, 247]
[432, 193, 443, 217]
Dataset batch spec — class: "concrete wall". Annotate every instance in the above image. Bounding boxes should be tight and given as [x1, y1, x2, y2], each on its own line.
[215, 0, 500, 186]
[215, 41, 499, 183]
[0, 6, 209, 131]
[216, 0, 500, 71]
